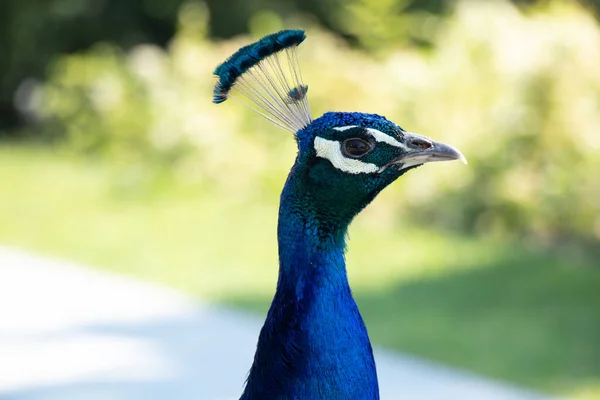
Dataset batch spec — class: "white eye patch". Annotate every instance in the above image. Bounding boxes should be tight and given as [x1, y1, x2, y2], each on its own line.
[313, 137, 379, 174]
[333, 126, 409, 151]
[312, 125, 411, 174]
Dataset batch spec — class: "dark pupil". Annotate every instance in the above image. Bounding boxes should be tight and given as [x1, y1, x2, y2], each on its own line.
[345, 139, 370, 156]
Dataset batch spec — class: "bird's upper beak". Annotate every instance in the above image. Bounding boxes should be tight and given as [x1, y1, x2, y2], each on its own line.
[392, 132, 467, 169]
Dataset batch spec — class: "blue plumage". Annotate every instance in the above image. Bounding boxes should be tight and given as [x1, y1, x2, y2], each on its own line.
[214, 31, 466, 400]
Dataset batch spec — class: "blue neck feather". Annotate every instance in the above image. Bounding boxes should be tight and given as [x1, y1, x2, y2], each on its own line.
[240, 164, 380, 400]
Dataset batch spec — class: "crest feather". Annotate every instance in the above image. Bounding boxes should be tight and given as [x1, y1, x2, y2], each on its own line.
[213, 30, 312, 132]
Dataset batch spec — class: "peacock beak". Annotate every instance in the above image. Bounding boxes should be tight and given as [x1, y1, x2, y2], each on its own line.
[392, 132, 467, 169]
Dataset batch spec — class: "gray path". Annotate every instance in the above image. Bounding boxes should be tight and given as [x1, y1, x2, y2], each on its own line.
[0, 247, 554, 400]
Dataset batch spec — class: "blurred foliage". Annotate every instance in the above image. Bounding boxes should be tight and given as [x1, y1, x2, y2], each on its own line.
[3, 0, 600, 131]
[20, 0, 600, 250]
[0, 0, 183, 131]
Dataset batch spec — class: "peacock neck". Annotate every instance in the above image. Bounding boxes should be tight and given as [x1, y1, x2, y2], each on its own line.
[240, 168, 380, 400]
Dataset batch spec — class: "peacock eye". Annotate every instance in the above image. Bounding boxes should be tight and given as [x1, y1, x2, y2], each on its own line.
[342, 138, 373, 158]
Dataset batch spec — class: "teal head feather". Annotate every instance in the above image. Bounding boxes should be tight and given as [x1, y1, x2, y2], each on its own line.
[213, 30, 306, 104]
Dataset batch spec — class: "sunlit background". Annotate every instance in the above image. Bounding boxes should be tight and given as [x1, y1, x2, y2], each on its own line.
[1, 0, 599, 398]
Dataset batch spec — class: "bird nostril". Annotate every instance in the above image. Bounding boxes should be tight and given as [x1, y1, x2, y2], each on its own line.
[411, 139, 432, 150]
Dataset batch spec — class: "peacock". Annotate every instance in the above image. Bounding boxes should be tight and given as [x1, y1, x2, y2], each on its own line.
[213, 29, 466, 400]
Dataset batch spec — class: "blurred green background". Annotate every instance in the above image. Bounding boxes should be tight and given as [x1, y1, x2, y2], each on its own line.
[1, 0, 600, 398]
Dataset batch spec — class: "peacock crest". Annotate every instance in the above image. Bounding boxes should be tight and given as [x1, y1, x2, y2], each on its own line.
[213, 30, 312, 132]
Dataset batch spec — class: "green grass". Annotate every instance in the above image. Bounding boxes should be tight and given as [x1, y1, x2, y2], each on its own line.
[1, 144, 599, 399]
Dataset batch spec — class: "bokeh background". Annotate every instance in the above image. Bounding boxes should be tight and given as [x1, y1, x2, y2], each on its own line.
[1, 0, 599, 398]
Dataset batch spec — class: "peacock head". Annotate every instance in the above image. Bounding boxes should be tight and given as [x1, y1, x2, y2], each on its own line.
[291, 111, 465, 221]
[213, 30, 465, 222]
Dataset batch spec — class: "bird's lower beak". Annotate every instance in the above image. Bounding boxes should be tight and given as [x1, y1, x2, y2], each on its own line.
[392, 132, 467, 170]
